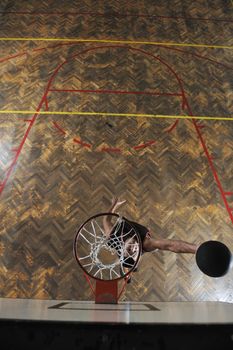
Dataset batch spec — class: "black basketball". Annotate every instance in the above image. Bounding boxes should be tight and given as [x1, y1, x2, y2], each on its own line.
[196, 240, 231, 277]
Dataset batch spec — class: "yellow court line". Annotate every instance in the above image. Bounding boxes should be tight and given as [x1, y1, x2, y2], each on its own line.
[0, 110, 232, 121]
[0, 37, 232, 50]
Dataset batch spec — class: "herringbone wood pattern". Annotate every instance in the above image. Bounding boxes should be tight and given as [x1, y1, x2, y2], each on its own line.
[0, 0, 233, 302]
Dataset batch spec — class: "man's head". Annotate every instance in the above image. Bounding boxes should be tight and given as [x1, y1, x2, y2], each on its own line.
[124, 236, 139, 255]
[122, 237, 139, 268]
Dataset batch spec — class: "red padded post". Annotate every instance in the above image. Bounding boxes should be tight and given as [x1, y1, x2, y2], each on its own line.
[95, 280, 118, 304]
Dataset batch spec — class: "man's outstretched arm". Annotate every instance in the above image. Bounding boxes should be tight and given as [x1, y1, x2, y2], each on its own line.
[143, 237, 198, 254]
[103, 197, 126, 237]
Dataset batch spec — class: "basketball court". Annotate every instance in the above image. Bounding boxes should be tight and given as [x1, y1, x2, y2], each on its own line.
[0, 0, 233, 348]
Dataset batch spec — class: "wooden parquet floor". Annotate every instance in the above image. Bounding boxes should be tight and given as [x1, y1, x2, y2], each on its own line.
[0, 0, 233, 302]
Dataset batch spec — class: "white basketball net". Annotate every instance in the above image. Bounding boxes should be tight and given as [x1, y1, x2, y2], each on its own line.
[75, 215, 141, 280]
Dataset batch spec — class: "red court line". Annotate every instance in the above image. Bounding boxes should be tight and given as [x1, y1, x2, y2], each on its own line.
[49, 88, 182, 97]
[0, 52, 27, 63]
[224, 192, 233, 196]
[166, 120, 179, 133]
[182, 95, 233, 224]
[73, 138, 92, 148]
[54, 123, 157, 153]
[33, 47, 46, 52]
[1, 11, 232, 23]
[133, 140, 156, 150]
[53, 122, 157, 153]
[53, 121, 66, 135]
[0, 97, 46, 195]
[101, 147, 122, 153]
[53, 121, 92, 148]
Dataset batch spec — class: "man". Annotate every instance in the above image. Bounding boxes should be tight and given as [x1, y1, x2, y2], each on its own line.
[103, 197, 197, 282]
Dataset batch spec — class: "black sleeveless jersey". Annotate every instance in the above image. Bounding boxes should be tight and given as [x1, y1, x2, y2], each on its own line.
[122, 217, 149, 243]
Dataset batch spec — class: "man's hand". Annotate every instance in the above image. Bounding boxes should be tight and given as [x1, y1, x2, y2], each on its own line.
[111, 197, 126, 213]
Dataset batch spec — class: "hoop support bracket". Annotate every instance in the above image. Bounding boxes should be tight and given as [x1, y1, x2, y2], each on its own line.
[83, 272, 129, 304]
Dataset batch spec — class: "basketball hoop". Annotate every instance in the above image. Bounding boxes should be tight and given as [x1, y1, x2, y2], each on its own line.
[73, 213, 142, 303]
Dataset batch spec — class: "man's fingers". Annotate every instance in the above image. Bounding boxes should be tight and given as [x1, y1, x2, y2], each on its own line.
[117, 200, 126, 205]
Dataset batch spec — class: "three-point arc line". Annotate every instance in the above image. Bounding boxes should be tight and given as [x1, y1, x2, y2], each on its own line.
[53, 121, 157, 153]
